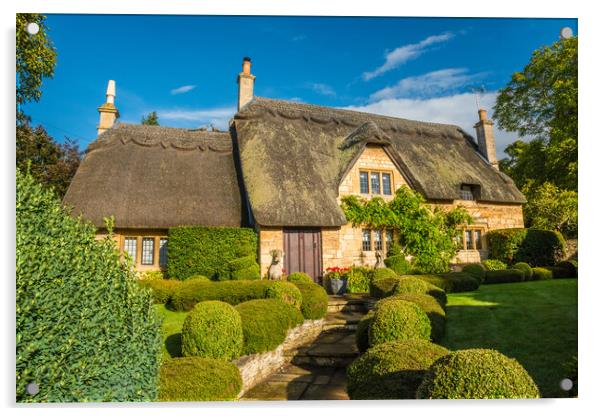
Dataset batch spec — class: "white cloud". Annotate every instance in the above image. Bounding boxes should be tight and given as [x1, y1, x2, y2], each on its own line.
[170, 85, 196, 95]
[369, 68, 484, 101]
[306, 82, 336, 97]
[362, 32, 455, 81]
[292, 34, 307, 42]
[159, 106, 235, 130]
[343, 92, 521, 160]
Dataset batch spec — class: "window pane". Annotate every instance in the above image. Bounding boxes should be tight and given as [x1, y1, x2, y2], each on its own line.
[460, 185, 474, 200]
[475, 230, 482, 250]
[124, 237, 137, 262]
[385, 229, 393, 246]
[465, 230, 473, 250]
[374, 230, 383, 251]
[370, 172, 381, 194]
[359, 171, 369, 194]
[362, 229, 372, 251]
[141, 238, 155, 265]
[159, 238, 168, 267]
[382, 173, 392, 195]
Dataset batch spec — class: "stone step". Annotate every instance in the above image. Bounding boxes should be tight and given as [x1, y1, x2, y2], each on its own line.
[285, 328, 359, 368]
[322, 310, 365, 331]
[327, 296, 369, 313]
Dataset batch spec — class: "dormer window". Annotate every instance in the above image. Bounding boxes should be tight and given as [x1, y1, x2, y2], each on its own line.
[460, 184, 479, 201]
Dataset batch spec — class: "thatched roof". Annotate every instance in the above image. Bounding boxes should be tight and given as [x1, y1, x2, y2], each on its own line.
[233, 97, 525, 227]
[63, 124, 245, 229]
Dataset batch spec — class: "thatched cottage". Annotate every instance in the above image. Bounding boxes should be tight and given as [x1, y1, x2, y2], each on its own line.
[63, 58, 525, 280]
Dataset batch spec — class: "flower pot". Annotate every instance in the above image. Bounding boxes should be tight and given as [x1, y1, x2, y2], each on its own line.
[329, 277, 348, 295]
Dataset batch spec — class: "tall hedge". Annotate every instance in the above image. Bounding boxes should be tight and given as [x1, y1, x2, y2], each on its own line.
[167, 226, 257, 280]
[487, 228, 566, 266]
[16, 171, 162, 402]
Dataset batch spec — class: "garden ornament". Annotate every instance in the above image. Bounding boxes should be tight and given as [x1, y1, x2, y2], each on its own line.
[268, 249, 284, 280]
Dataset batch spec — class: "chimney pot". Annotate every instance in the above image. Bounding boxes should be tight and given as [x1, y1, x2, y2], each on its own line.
[97, 80, 119, 138]
[478, 108, 487, 121]
[242, 57, 252, 75]
[238, 57, 255, 111]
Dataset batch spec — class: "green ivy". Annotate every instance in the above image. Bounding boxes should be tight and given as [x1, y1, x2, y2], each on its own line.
[341, 186, 472, 273]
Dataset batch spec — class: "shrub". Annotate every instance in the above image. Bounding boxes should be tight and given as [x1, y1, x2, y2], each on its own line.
[371, 267, 399, 281]
[384, 255, 411, 275]
[545, 266, 574, 279]
[487, 228, 566, 267]
[370, 277, 400, 298]
[461, 263, 486, 282]
[228, 255, 261, 280]
[286, 272, 314, 284]
[158, 357, 242, 401]
[512, 262, 533, 280]
[484, 269, 525, 284]
[181, 301, 243, 360]
[437, 272, 480, 292]
[417, 349, 540, 399]
[482, 259, 507, 271]
[369, 299, 431, 347]
[169, 280, 301, 311]
[532, 267, 554, 281]
[393, 277, 447, 307]
[16, 171, 162, 402]
[556, 260, 578, 278]
[167, 226, 257, 280]
[292, 282, 329, 319]
[346, 266, 372, 293]
[356, 311, 374, 353]
[138, 278, 181, 304]
[139, 270, 165, 280]
[347, 340, 450, 400]
[264, 281, 303, 309]
[413, 274, 454, 292]
[388, 294, 446, 342]
[235, 299, 304, 355]
[188, 274, 210, 281]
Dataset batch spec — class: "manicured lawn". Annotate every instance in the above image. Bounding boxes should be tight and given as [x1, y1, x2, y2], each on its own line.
[442, 279, 577, 398]
[154, 304, 187, 360]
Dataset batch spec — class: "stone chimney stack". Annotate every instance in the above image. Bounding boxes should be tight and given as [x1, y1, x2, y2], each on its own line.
[474, 108, 498, 169]
[237, 57, 255, 111]
[97, 80, 119, 138]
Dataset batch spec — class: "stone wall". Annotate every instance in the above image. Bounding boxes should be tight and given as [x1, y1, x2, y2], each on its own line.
[235, 318, 325, 397]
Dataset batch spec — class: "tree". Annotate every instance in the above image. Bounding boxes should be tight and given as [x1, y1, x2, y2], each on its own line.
[141, 111, 160, 126]
[522, 181, 578, 238]
[494, 37, 577, 191]
[16, 14, 57, 117]
[341, 186, 472, 273]
[16, 122, 82, 198]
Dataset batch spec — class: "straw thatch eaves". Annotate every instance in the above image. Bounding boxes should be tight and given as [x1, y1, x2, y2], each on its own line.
[233, 97, 526, 227]
[63, 124, 245, 228]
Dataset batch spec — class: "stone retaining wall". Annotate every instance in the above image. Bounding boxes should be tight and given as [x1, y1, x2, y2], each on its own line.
[235, 318, 325, 397]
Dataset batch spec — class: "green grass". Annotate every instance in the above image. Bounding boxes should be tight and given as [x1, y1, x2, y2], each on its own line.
[442, 279, 577, 398]
[154, 304, 187, 360]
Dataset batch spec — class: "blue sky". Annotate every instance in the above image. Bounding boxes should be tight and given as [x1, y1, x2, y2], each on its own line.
[22, 15, 577, 158]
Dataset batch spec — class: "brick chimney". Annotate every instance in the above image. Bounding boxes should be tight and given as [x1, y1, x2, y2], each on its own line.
[97, 80, 119, 138]
[473, 108, 498, 169]
[237, 57, 255, 111]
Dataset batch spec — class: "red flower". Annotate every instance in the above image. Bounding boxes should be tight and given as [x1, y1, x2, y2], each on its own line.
[282, 268, 287, 273]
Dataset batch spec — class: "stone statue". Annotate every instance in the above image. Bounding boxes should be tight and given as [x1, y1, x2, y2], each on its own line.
[268, 249, 284, 281]
[375, 250, 386, 269]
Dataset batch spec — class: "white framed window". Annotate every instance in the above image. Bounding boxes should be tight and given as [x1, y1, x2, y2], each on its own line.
[359, 169, 394, 196]
[124, 237, 137, 262]
[159, 238, 168, 267]
[141, 238, 155, 265]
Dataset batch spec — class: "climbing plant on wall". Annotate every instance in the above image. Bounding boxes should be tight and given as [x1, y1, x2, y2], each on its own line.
[341, 186, 472, 273]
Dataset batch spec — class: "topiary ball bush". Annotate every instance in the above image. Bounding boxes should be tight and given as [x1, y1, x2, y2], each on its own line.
[286, 272, 314, 284]
[484, 269, 525, 284]
[291, 282, 329, 319]
[231, 264, 261, 280]
[384, 255, 411, 275]
[356, 310, 374, 353]
[396, 276, 447, 308]
[235, 299, 304, 355]
[511, 262, 533, 280]
[138, 278, 181, 304]
[461, 263, 486, 283]
[347, 340, 450, 400]
[181, 301, 243, 360]
[482, 259, 507, 271]
[532, 267, 554, 281]
[16, 171, 162, 402]
[556, 260, 577, 278]
[388, 293, 446, 342]
[264, 281, 303, 309]
[417, 349, 540, 399]
[371, 267, 399, 281]
[370, 277, 400, 298]
[158, 357, 242, 401]
[437, 272, 480, 292]
[369, 299, 431, 347]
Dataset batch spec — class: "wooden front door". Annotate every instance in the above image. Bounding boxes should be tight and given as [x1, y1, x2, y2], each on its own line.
[283, 228, 322, 282]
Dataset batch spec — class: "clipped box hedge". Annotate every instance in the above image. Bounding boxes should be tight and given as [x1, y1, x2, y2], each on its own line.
[369, 299, 431, 347]
[138, 278, 182, 304]
[347, 340, 450, 400]
[235, 299, 304, 355]
[384, 255, 411, 275]
[461, 263, 486, 283]
[356, 310, 375, 353]
[389, 293, 446, 342]
[484, 269, 525, 284]
[532, 267, 554, 281]
[158, 357, 242, 401]
[167, 226, 257, 280]
[291, 281, 329, 320]
[169, 280, 302, 312]
[487, 228, 566, 267]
